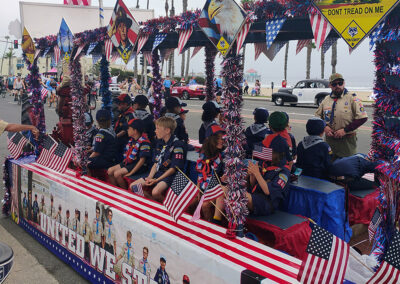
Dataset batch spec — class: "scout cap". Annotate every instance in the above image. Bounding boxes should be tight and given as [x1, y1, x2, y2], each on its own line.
[268, 111, 288, 132]
[329, 73, 344, 83]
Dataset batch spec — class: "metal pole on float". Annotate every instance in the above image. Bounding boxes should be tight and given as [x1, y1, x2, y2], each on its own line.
[99, 0, 104, 27]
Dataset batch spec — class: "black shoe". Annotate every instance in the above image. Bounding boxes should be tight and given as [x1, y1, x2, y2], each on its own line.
[211, 218, 222, 226]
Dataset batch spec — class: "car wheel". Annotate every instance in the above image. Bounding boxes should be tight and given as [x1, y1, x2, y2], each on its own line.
[316, 97, 324, 106]
[182, 91, 189, 100]
[274, 97, 284, 106]
[199, 96, 205, 100]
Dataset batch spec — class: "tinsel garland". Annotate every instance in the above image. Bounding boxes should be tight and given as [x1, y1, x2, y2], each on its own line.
[1, 158, 12, 216]
[205, 44, 217, 101]
[73, 27, 108, 47]
[221, 55, 248, 237]
[151, 50, 163, 119]
[70, 56, 89, 173]
[100, 55, 112, 113]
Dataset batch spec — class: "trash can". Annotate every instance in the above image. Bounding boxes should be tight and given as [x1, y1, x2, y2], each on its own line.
[0, 242, 14, 283]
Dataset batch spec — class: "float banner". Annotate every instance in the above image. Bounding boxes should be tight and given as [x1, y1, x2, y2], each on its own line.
[313, 0, 400, 49]
[9, 160, 302, 284]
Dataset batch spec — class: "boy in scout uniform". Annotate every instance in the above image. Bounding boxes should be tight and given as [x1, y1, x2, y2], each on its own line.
[114, 230, 135, 276]
[22, 192, 28, 218]
[92, 206, 103, 248]
[138, 246, 151, 280]
[32, 194, 39, 224]
[48, 195, 56, 219]
[104, 208, 116, 256]
[316, 73, 368, 159]
[72, 209, 81, 235]
[82, 211, 91, 261]
[39, 196, 47, 215]
[114, 94, 135, 161]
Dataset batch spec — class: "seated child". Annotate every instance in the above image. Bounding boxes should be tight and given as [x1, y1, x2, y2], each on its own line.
[245, 108, 271, 157]
[88, 110, 117, 170]
[164, 97, 189, 143]
[199, 101, 221, 144]
[296, 118, 333, 179]
[179, 108, 189, 121]
[84, 112, 98, 146]
[196, 125, 226, 223]
[283, 112, 297, 160]
[107, 119, 152, 189]
[246, 136, 290, 216]
[132, 95, 156, 142]
[129, 117, 186, 202]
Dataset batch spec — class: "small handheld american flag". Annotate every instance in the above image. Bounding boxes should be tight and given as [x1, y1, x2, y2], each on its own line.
[40, 88, 49, 101]
[204, 172, 224, 202]
[132, 183, 144, 197]
[253, 144, 272, 161]
[368, 208, 382, 242]
[7, 132, 28, 160]
[36, 136, 58, 167]
[47, 142, 72, 173]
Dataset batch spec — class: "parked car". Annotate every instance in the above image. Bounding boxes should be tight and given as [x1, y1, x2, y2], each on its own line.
[171, 83, 206, 100]
[272, 79, 331, 107]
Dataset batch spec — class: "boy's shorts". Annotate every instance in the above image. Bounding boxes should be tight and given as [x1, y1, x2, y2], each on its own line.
[154, 171, 175, 187]
[251, 193, 274, 216]
[88, 157, 114, 169]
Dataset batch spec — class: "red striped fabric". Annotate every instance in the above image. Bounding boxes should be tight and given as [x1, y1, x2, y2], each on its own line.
[309, 12, 332, 50]
[46, 143, 72, 173]
[64, 0, 91, 5]
[296, 39, 312, 55]
[7, 133, 28, 160]
[143, 51, 152, 65]
[73, 44, 85, 61]
[236, 22, 251, 55]
[136, 35, 150, 55]
[105, 39, 113, 61]
[188, 139, 202, 149]
[22, 162, 302, 283]
[53, 46, 60, 65]
[191, 46, 203, 59]
[254, 42, 266, 60]
[40, 88, 48, 101]
[178, 27, 193, 55]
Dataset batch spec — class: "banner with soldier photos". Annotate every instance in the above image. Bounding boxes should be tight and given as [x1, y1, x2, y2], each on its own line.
[10, 160, 302, 283]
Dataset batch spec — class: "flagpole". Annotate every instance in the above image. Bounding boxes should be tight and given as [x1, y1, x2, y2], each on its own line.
[99, 0, 104, 27]
[175, 167, 228, 220]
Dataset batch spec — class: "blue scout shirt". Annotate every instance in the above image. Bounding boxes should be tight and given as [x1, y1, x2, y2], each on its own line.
[329, 153, 378, 179]
[154, 267, 170, 284]
[93, 128, 117, 162]
[164, 113, 189, 143]
[133, 109, 156, 141]
[245, 123, 272, 156]
[122, 134, 152, 168]
[198, 120, 218, 144]
[153, 135, 186, 174]
[296, 136, 333, 179]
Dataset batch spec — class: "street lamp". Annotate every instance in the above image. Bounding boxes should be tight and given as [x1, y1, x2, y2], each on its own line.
[0, 36, 10, 75]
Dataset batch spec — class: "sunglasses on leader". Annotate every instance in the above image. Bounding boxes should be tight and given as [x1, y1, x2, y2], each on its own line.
[331, 80, 344, 87]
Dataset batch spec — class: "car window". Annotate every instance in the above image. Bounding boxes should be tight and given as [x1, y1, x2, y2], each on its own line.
[295, 81, 306, 88]
[315, 82, 325, 88]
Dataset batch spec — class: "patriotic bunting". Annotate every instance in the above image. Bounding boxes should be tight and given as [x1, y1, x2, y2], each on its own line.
[309, 12, 332, 50]
[86, 42, 97, 55]
[160, 48, 174, 62]
[265, 18, 286, 49]
[105, 39, 113, 61]
[254, 42, 267, 60]
[53, 45, 61, 65]
[178, 27, 193, 55]
[322, 37, 337, 54]
[136, 35, 150, 55]
[191, 46, 203, 59]
[369, 21, 385, 51]
[296, 39, 311, 55]
[74, 44, 85, 61]
[152, 33, 168, 51]
[264, 41, 286, 61]
[236, 21, 251, 55]
[64, 0, 91, 5]
[143, 51, 152, 65]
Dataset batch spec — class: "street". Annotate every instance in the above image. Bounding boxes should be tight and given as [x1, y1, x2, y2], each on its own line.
[0, 94, 373, 283]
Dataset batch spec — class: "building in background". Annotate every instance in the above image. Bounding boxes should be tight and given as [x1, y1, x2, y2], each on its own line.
[244, 68, 261, 83]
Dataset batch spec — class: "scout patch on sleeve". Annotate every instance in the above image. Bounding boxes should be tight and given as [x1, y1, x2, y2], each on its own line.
[277, 173, 288, 189]
[140, 145, 151, 151]
[95, 134, 104, 143]
[173, 147, 184, 154]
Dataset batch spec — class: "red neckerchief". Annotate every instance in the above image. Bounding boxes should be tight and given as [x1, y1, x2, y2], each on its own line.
[123, 134, 149, 165]
[197, 153, 222, 188]
[115, 107, 134, 131]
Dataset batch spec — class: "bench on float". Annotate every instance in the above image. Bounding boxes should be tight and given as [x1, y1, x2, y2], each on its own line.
[245, 210, 311, 259]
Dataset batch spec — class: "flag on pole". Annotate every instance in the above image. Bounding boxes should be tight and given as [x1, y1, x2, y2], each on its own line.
[178, 27, 193, 55]
[322, 37, 337, 54]
[64, 0, 91, 5]
[253, 145, 273, 161]
[368, 208, 382, 242]
[136, 35, 150, 55]
[143, 51, 152, 65]
[46, 142, 72, 173]
[132, 183, 144, 197]
[367, 229, 400, 283]
[36, 136, 58, 166]
[254, 42, 267, 60]
[86, 42, 97, 55]
[296, 39, 312, 55]
[298, 224, 349, 283]
[191, 46, 203, 59]
[204, 172, 224, 202]
[265, 18, 286, 49]
[152, 33, 168, 51]
[369, 21, 385, 51]
[236, 21, 251, 55]
[163, 170, 198, 221]
[309, 12, 332, 50]
[53, 45, 61, 65]
[105, 39, 113, 61]
[7, 132, 28, 160]
[40, 88, 49, 101]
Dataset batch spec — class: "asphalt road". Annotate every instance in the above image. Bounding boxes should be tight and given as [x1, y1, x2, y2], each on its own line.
[0, 93, 373, 283]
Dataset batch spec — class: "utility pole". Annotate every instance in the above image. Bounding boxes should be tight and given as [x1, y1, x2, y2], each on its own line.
[136, 0, 140, 8]
[99, 0, 104, 27]
[147, 0, 149, 9]
[1, 36, 10, 75]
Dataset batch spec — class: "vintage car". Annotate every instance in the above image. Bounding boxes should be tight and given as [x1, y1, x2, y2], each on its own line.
[171, 83, 206, 100]
[272, 79, 331, 107]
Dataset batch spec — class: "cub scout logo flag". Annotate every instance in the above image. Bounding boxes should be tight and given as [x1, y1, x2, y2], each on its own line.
[313, 0, 400, 49]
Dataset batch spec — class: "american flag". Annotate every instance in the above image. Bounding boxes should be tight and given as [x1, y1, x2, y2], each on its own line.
[63, 0, 91, 5]
[73, 44, 85, 61]
[86, 42, 97, 55]
[191, 46, 203, 59]
[46, 142, 72, 173]
[298, 225, 349, 283]
[92, 54, 102, 65]
[36, 136, 58, 166]
[143, 51, 152, 65]
[178, 27, 193, 55]
[53, 45, 61, 65]
[105, 39, 113, 61]
[188, 139, 202, 149]
[132, 183, 144, 197]
[163, 171, 198, 221]
[367, 230, 400, 283]
[40, 88, 49, 101]
[7, 132, 28, 160]
[236, 21, 251, 55]
[204, 172, 224, 202]
[368, 208, 382, 242]
[265, 18, 286, 49]
[309, 12, 332, 50]
[136, 35, 150, 55]
[152, 33, 168, 51]
[369, 21, 385, 51]
[253, 145, 273, 161]
[296, 39, 312, 55]
[254, 42, 267, 60]
[265, 41, 286, 61]
[43, 47, 51, 57]
[160, 48, 174, 62]
[322, 37, 337, 54]
[111, 52, 119, 63]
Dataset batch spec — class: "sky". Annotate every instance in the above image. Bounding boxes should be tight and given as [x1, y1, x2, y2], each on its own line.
[0, 0, 376, 88]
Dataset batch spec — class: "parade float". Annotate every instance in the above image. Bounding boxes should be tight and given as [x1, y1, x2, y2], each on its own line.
[2, 0, 400, 283]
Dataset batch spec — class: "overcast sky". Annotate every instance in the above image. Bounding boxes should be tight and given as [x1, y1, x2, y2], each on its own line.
[0, 0, 375, 88]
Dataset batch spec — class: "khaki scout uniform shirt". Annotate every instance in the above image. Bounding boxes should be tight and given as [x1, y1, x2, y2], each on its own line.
[72, 218, 81, 234]
[315, 90, 368, 134]
[81, 220, 92, 242]
[0, 120, 8, 136]
[104, 221, 116, 245]
[118, 242, 135, 267]
[92, 218, 103, 243]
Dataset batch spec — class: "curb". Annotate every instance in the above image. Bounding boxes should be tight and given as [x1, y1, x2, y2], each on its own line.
[242, 96, 374, 107]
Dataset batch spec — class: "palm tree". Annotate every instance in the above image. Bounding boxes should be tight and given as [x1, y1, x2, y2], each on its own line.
[4, 48, 15, 75]
[331, 40, 337, 74]
[284, 42, 289, 81]
[136, 0, 139, 8]
[182, 0, 190, 80]
[321, 49, 325, 79]
[169, 0, 175, 78]
[306, 42, 316, 79]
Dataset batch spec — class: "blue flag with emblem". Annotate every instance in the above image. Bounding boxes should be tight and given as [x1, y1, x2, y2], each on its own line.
[265, 18, 286, 49]
[369, 21, 385, 51]
[152, 33, 168, 51]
